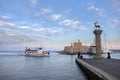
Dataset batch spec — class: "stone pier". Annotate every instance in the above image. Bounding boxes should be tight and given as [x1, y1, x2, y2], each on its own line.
[76, 59, 119, 80]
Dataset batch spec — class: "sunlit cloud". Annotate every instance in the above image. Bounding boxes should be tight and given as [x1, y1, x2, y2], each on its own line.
[51, 14, 61, 21]
[17, 25, 31, 29]
[59, 19, 80, 27]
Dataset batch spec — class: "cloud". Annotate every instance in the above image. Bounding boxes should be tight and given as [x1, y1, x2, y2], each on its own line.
[34, 27, 62, 34]
[0, 21, 32, 30]
[109, 18, 120, 28]
[0, 21, 33, 37]
[41, 8, 52, 14]
[17, 26, 31, 29]
[3, 33, 16, 36]
[34, 12, 40, 17]
[59, 19, 80, 27]
[0, 34, 33, 45]
[25, 0, 38, 15]
[33, 27, 63, 38]
[46, 28, 62, 33]
[34, 27, 45, 31]
[0, 22, 4, 26]
[88, 4, 100, 11]
[0, 21, 15, 26]
[51, 14, 61, 21]
[33, 8, 52, 18]
[88, 4, 105, 17]
[79, 26, 89, 31]
[0, 15, 10, 19]
[0, 27, 11, 31]
[30, 0, 38, 8]
[0, 20, 63, 38]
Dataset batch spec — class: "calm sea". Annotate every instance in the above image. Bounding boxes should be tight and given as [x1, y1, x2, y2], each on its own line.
[0, 51, 120, 80]
[0, 51, 88, 80]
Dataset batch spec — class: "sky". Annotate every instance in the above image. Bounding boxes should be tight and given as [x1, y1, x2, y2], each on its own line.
[0, 0, 120, 51]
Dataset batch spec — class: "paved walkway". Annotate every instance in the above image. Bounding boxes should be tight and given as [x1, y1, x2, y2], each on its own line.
[83, 59, 120, 79]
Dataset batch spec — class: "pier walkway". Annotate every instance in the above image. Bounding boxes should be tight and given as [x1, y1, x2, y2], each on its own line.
[76, 59, 120, 80]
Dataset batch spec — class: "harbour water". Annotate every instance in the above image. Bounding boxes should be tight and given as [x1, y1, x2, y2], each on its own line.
[0, 51, 88, 80]
[0, 51, 120, 80]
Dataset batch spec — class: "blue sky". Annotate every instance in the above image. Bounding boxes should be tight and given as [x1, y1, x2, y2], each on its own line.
[0, 0, 120, 51]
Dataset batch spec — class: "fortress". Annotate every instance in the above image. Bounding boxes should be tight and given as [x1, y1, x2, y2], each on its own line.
[63, 40, 89, 54]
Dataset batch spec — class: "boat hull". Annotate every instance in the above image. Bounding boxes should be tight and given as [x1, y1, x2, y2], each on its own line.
[25, 54, 49, 57]
[25, 52, 49, 57]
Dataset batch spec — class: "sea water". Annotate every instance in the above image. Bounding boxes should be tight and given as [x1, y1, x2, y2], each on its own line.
[0, 51, 119, 80]
[0, 51, 88, 80]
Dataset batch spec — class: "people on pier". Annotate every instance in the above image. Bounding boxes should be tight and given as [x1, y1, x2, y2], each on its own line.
[48, 52, 50, 55]
[80, 53, 83, 59]
[78, 52, 80, 58]
[107, 52, 111, 59]
[78, 51, 83, 59]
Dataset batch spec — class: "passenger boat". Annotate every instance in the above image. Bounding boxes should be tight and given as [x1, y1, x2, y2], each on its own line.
[87, 40, 96, 55]
[88, 45, 96, 55]
[25, 47, 49, 57]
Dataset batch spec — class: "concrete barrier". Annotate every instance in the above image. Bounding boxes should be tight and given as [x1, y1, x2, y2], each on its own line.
[76, 59, 119, 80]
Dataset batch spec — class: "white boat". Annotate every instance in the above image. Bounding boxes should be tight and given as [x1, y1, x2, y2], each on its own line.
[88, 45, 96, 55]
[88, 40, 96, 55]
[25, 47, 49, 57]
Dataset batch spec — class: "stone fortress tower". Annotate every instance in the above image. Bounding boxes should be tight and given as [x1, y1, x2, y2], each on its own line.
[64, 40, 89, 54]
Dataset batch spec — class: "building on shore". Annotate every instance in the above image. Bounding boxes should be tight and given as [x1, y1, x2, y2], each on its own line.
[63, 40, 89, 54]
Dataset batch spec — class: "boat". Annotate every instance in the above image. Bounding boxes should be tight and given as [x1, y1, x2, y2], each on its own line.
[87, 39, 96, 55]
[88, 45, 96, 55]
[25, 47, 49, 57]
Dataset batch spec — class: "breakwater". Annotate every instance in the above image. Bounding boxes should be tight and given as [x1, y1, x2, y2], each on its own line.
[76, 59, 120, 80]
